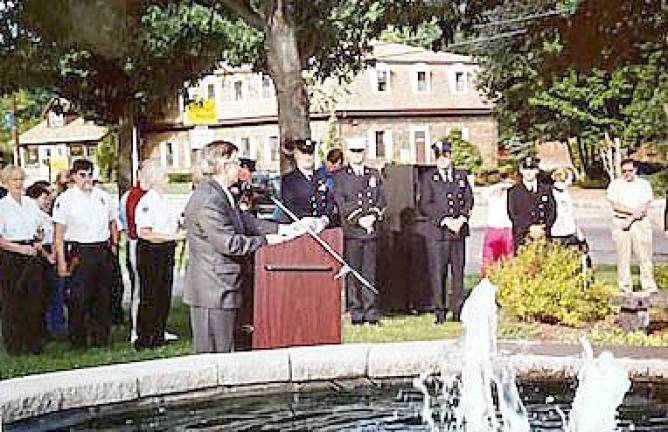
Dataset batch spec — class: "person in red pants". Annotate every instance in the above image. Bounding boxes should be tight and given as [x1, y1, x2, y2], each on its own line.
[480, 172, 514, 277]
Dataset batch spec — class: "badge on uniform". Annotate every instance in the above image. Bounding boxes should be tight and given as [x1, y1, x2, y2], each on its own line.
[541, 195, 548, 202]
[369, 176, 377, 188]
[318, 182, 327, 192]
[433, 174, 439, 182]
[459, 180, 466, 188]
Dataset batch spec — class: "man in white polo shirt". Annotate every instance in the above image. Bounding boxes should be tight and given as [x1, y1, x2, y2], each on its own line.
[606, 158, 657, 293]
[53, 159, 119, 348]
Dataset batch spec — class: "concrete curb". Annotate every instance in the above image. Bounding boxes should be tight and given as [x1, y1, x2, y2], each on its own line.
[2, 341, 668, 425]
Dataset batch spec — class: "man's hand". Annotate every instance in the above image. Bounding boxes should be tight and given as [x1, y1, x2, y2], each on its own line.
[172, 229, 187, 242]
[358, 215, 376, 233]
[528, 224, 546, 240]
[266, 233, 290, 245]
[57, 260, 70, 277]
[303, 216, 328, 234]
[19, 244, 37, 256]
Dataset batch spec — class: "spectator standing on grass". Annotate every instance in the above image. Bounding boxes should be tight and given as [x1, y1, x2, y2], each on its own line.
[418, 140, 474, 323]
[507, 156, 557, 252]
[133, 161, 186, 350]
[606, 158, 657, 293]
[480, 171, 514, 277]
[26, 182, 67, 336]
[0, 166, 50, 355]
[550, 167, 584, 246]
[53, 159, 119, 349]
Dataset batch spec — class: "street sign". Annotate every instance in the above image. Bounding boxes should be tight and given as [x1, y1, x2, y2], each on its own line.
[185, 99, 217, 125]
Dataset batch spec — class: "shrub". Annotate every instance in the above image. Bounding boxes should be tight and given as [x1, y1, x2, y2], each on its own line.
[654, 264, 668, 290]
[442, 129, 483, 174]
[488, 239, 616, 327]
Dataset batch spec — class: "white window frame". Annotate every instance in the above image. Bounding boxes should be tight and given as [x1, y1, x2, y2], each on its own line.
[240, 137, 251, 158]
[448, 64, 470, 95]
[264, 136, 279, 163]
[411, 63, 431, 94]
[206, 83, 216, 101]
[232, 78, 246, 101]
[369, 62, 391, 93]
[410, 126, 431, 163]
[160, 142, 179, 168]
[260, 74, 273, 99]
[367, 129, 393, 161]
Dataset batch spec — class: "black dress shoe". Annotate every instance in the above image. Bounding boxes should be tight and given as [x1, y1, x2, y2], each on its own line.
[351, 319, 363, 326]
[366, 320, 382, 326]
[434, 311, 447, 325]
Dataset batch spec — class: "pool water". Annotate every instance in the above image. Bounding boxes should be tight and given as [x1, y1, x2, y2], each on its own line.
[11, 381, 668, 431]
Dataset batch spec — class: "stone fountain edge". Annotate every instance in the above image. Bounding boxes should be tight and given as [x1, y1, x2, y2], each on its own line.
[2, 340, 668, 424]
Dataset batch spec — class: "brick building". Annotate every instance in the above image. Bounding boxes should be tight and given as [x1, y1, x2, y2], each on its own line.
[143, 42, 497, 172]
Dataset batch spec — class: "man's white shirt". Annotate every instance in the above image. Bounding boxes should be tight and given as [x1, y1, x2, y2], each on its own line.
[52, 186, 115, 242]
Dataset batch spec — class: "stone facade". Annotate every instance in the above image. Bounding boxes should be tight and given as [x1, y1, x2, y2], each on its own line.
[143, 42, 498, 173]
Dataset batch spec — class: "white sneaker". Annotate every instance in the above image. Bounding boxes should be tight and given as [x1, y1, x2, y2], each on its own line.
[164, 331, 179, 341]
[130, 330, 138, 344]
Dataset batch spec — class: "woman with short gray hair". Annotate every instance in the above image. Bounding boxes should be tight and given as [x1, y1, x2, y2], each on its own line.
[0, 165, 50, 354]
[133, 160, 186, 350]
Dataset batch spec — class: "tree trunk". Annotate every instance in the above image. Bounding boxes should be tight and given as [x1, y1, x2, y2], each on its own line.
[117, 110, 134, 195]
[264, 2, 310, 174]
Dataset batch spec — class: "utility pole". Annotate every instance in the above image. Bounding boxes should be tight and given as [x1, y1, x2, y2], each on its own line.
[12, 93, 21, 166]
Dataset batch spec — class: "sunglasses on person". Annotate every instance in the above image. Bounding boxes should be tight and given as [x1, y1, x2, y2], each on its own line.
[349, 149, 365, 153]
[621, 168, 635, 173]
[76, 170, 94, 179]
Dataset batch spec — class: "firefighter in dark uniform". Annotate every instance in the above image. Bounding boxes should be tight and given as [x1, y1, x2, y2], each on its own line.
[280, 139, 335, 228]
[53, 159, 119, 349]
[333, 137, 386, 325]
[418, 141, 474, 323]
[507, 156, 557, 252]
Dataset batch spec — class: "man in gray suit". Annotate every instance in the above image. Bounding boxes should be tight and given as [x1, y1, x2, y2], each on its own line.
[184, 140, 302, 353]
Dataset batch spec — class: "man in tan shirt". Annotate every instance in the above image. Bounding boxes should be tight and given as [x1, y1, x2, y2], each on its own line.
[606, 158, 657, 293]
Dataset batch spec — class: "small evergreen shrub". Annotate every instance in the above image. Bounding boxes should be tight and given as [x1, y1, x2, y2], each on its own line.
[488, 239, 615, 327]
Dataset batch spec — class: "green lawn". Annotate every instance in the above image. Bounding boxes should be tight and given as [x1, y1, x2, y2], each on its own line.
[1, 266, 666, 380]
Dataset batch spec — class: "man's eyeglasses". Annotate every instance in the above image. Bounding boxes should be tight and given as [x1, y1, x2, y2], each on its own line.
[621, 168, 635, 173]
[76, 171, 94, 179]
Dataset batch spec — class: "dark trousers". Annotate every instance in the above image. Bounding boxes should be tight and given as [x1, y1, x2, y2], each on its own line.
[67, 244, 114, 348]
[0, 250, 49, 354]
[137, 240, 175, 348]
[110, 253, 124, 324]
[345, 238, 379, 322]
[426, 239, 466, 320]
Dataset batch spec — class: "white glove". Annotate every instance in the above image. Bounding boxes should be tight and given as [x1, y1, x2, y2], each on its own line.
[278, 221, 306, 237]
[358, 214, 376, 233]
[266, 233, 289, 245]
[300, 216, 328, 234]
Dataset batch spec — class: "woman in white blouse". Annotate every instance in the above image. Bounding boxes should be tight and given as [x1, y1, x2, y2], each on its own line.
[134, 160, 186, 350]
[550, 167, 583, 246]
[480, 171, 515, 277]
[0, 166, 49, 354]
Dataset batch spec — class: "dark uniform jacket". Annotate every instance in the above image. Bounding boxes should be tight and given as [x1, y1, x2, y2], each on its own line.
[183, 178, 278, 310]
[280, 168, 335, 222]
[332, 165, 387, 240]
[418, 167, 474, 241]
[507, 181, 557, 244]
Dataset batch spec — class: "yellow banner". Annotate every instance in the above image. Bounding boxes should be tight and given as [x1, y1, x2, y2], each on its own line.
[186, 99, 217, 125]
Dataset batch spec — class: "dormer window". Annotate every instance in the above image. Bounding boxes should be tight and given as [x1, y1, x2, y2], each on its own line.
[47, 110, 65, 128]
[450, 66, 471, 95]
[371, 63, 391, 93]
[412, 63, 431, 94]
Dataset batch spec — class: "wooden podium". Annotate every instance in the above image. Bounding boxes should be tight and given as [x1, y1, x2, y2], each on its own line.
[252, 228, 343, 349]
